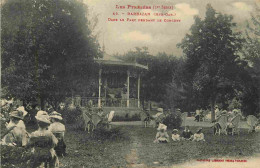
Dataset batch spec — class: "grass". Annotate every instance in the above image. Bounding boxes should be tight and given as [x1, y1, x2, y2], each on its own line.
[59, 125, 260, 167]
[59, 125, 131, 168]
[131, 126, 260, 166]
[1, 124, 260, 167]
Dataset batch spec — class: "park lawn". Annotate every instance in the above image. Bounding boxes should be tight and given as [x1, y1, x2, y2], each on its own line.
[59, 125, 132, 168]
[58, 125, 260, 167]
[131, 126, 260, 167]
[1, 124, 133, 168]
[1, 124, 260, 167]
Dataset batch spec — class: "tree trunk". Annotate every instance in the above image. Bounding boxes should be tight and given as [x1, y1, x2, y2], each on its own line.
[210, 97, 215, 121]
[40, 98, 45, 110]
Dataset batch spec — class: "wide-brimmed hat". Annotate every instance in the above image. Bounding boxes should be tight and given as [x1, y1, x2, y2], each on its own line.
[172, 129, 178, 133]
[157, 123, 167, 131]
[49, 111, 63, 120]
[10, 110, 24, 120]
[176, 108, 181, 111]
[35, 111, 50, 124]
[16, 106, 28, 117]
[232, 109, 238, 113]
[221, 110, 227, 114]
[157, 108, 163, 113]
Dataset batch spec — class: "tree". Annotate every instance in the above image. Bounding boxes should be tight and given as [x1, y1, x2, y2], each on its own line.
[163, 57, 187, 110]
[1, 0, 102, 109]
[178, 4, 244, 121]
[115, 47, 184, 107]
[242, 4, 260, 115]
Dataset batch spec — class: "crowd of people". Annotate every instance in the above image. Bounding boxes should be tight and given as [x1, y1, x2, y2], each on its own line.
[1, 106, 66, 168]
[194, 105, 242, 122]
[154, 123, 205, 143]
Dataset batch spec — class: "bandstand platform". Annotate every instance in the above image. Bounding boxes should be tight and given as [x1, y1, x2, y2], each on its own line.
[74, 57, 149, 117]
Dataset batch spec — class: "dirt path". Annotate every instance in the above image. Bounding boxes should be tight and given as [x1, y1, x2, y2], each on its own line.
[125, 127, 148, 168]
[113, 117, 250, 129]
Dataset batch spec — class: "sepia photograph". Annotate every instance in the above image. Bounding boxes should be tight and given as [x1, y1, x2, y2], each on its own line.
[1, 0, 260, 167]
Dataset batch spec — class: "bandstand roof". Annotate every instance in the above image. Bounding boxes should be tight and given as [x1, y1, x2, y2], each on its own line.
[95, 59, 148, 70]
[95, 54, 148, 70]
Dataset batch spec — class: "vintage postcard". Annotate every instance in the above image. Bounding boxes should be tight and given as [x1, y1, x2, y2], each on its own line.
[1, 0, 260, 167]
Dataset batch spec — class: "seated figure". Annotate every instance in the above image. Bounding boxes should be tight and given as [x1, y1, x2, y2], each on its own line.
[193, 127, 205, 142]
[27, 111, 59, 168]
[172, 129, 180, 141]
[182, 126, 193, 140]
[2, 110, 29, 147]
[49, 111, 66, 157]
[154, 123, 169, 143]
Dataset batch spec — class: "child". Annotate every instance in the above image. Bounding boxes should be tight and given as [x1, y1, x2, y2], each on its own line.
[193, 127, 205, 142]
[172, 129, 180, 141]
[182, 126, 193, 140]
[154, 123, 169, 143]
[49, 111, 66, 157]
[27, 111, 59, 168]
[3, 110, 29, 146]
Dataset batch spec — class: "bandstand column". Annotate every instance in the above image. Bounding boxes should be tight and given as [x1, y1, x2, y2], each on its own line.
[98, 68, 102, 108]
[137, 74, 140, 108]
[127, 70, 130, 107]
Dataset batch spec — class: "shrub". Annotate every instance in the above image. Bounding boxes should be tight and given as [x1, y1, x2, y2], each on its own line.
[162, 110, 182, 129]
[112, 113, 140, 121]
[90, 127, 127, 141]
[1, 146, 32, 167]
[72, 115, 86, 131]
[60, 106, 82, 124]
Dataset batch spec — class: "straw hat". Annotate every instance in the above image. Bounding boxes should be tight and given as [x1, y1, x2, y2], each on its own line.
[10, 110, 24, 120]
[221, 110, 227, 114]
[232, 109, 238, 113]
[172, 129, 178, 133]
[49, 111, 63, 120]
[35, 111, 51, 124]
[157, 108, 163, 113]
[16, 106, 28, 117]
[157, 123, 167, 131]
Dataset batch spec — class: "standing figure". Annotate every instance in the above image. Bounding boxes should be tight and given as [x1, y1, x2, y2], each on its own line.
[171, 129, 180, 141]
[154, 108, 164, 128]
[193, 128, 205, 142]
[140, 109, 150, 128]
[247, 115, 259, 133]
[27, 111, 59, 168]
[49, 111, 66, 157]
[195, 109, 200, 122]
[153, 123, 169, 143]
[215, 105, 220, 119]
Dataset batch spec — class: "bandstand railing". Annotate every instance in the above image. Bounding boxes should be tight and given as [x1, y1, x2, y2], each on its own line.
[80, 97, 139, 108]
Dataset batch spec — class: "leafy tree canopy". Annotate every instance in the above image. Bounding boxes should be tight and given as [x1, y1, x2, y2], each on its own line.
[241, 4, 260, 115]
[114, 47, 184, 105]
[1, 0, 102, 109]
[178, 4, 245, 120]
